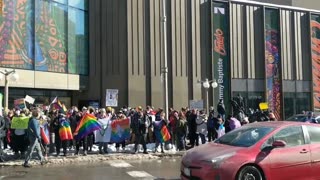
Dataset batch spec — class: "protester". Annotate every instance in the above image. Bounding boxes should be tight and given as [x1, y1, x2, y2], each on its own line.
[24, 109, 47, 168]
[95, 112, 111, 154]
[175, 111, 187, 151]
[196, 110, 207, 146]
[12, 109, 28, 159]
[115, 111, 127, 152]
[207, 110, 217, 142]
[152, 111, 168, 153]
[75, 107, 88, 156]
[217, 99, 226, 120]
[131, 106, 149, 154]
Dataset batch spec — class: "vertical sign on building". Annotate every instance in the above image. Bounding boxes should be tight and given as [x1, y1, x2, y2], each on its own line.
[212, 1, 230, 112]
[264, 8, 282, 120]
[311, 14, 320, 112]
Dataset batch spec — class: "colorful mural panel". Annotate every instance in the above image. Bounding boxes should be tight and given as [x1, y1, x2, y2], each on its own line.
[0, 0, 34, 69]
[311, 15, 320, 112]
[265, 8, 282, 120]
[35, 0, 67, 73]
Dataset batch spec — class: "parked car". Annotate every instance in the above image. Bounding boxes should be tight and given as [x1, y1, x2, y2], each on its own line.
[181, 121, 320, 180]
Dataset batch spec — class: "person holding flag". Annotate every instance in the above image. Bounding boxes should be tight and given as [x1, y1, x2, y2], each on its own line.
[153, 111, 170, 153]
[51, 110, 72, 156]
[74, 107, 101, 156]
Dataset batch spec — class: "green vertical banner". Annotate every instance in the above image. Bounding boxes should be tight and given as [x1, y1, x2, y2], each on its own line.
[212, 1, 230, 113]
[265, 8, 282, 120]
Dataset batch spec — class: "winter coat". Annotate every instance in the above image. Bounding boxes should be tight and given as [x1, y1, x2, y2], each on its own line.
[217, 102, 226, 115]
[27, 117, 41, 141]
[196, 115, 207, 135]
[175, 118, 187, 136]
[229, 117, 241, 130]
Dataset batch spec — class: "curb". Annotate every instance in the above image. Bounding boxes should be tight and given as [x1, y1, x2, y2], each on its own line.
[0, 152, 185, 167]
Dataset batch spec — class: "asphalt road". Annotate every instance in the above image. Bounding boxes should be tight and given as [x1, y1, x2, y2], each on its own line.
[0, 157, 182, 180]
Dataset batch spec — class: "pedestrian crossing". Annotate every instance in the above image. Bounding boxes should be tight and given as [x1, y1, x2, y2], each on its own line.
[127, 171, 155, 179]
[107, 159, 180, 180]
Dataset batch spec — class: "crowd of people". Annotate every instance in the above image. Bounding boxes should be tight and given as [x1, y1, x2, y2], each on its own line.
[0, 98, 318, 167]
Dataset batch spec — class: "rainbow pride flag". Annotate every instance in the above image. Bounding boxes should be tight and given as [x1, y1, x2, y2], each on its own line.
[59, 119, 73, 141]
[154, 123, 171, 143]
[53, 99, 67, 113]
[74, 113, 101, 140]
[110, 118, 130, 143]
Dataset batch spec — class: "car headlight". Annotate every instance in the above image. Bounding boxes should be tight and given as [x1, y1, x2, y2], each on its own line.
[201, 152, 236, 169]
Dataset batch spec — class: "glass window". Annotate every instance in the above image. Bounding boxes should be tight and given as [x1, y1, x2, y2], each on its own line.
[215, 126, 274, 147]
[267, 126, 305, 147]
[284, 92, 311, 120]
[232, 91, 264, 113]
[284, 92, 295, 119]
[68, 0, 88, 10]
[52, 0, 67, 4]
[68, 7, 88, 75]
[296, 93, 311, 115]
[35, 0, 68, 73]
[306, 126, 320, 144]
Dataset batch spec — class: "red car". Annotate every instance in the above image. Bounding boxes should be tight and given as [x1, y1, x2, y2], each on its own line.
[181, 121, 320, 180]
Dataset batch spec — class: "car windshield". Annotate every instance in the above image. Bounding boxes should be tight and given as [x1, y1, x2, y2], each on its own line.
[215, 126, 275, 147]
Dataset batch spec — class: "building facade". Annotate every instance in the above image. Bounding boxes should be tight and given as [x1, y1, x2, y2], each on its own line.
[1, 0, 320, 119]
[0, 0, 88, 108]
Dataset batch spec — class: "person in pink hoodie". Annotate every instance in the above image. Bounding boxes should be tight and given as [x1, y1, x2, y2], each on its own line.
[228, 115, 241, 131]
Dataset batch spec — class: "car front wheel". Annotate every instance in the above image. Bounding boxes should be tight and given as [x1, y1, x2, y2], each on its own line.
[237, 165, 264, 180]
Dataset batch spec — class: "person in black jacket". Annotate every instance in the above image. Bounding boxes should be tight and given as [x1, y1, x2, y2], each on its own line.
[131, 106, 149, 154]
[51, 111, 68, 156]
[217, 99, 226, 120]
[187, 109, 198, 148]
[0, 116, 6, 162]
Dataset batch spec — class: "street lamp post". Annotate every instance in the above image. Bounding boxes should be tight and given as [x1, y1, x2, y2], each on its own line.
[161, 0, 169, 121]
[199, 79, 218, 114]
[0, 69, 19, 110]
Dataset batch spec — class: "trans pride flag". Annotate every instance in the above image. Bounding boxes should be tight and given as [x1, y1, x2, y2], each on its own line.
[59, 119, 73, 141]
[154, 121, 171, 143]
[74, 113, 101, 140]
[110, 118, 130, 143]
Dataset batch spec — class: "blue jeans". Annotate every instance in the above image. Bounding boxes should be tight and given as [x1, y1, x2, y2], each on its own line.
[24, 138, 44, 165]
[176, 134, 185, 151]
[196, 133, 206, 146]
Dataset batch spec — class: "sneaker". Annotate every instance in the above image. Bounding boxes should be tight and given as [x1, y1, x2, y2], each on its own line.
[161, 150, 165, 153]
[23, 163, 32, 168]
[143, 151, 148, 154]
[83, 151, 87, 156]
[74, 151, 79, 155]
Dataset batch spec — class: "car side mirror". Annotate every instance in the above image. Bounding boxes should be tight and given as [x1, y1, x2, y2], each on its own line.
[272, 140, 286, 148]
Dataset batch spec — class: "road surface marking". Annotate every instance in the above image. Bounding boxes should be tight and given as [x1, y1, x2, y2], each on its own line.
[127, 171, 155, 179]
[108, 160, 132, 168]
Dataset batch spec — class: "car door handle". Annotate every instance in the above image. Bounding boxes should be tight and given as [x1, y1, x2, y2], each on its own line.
[300, 149, 309, 154]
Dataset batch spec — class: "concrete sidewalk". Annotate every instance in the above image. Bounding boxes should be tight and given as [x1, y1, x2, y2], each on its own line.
[0, 151, 185, 167]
